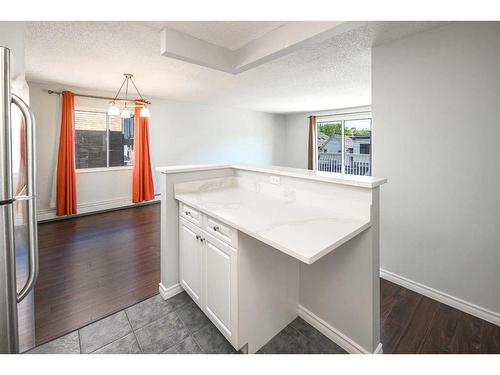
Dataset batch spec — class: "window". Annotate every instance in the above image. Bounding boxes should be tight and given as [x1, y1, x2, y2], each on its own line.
[316, 113, 372, 176]
[75, 109, 134, 169]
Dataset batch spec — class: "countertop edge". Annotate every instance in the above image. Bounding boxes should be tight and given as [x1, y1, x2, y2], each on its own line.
[175, 194, 372, 264]
[157, 164, 387, 189]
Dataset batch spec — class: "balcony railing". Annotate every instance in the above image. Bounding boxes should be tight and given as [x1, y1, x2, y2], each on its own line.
[317, 152, 371, 176]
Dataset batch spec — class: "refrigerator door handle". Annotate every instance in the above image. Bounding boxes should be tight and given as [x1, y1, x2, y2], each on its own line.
[11, 94, 38, 303]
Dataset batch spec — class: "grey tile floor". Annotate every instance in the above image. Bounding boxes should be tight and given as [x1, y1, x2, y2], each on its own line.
[27, 291, 347, 354]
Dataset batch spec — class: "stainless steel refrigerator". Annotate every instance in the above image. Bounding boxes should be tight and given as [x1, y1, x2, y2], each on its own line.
[0, 46, 38, 353]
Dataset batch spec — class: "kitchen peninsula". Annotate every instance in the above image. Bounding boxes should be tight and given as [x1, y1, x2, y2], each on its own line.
[157, 164, 387, 354]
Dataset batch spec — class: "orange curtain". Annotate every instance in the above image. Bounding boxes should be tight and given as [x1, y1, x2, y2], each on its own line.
[56, 91, 77, 216]
[14, 117, 27, 223]
[132, 103, 154, 203]
[307, 116, 316, 170]
[15, 117, 26, 196]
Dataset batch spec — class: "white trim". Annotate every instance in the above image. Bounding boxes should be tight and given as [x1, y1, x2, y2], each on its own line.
[380, 268, 500, 327]
[37, 194, 160, 221]
[373, 342, 383, 354]
[287, 105, 372, 118]
[298, 305, 382, 354]
[75, 166, 133, 174]
[316, 111, 372, 123]
[159, 283, 184, 300]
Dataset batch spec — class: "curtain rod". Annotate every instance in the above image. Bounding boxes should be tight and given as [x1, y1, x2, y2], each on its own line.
[47, 90, 151, 105]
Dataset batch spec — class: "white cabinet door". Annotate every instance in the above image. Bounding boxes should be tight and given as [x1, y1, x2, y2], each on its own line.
[203, 236, 238, 344]
[179, 219, 203, 305]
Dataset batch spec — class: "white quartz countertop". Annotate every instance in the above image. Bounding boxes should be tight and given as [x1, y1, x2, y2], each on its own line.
[157, 163, 387, 189]
[174, 177, 371, 264]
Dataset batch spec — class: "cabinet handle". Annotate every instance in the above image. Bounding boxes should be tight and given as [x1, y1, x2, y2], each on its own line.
[195, 234, 200, 240]
[185, 211, 191, 216]
[213, 226, 220, 232]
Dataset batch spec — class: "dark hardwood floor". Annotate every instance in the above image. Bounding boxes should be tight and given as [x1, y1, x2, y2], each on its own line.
[34, 204, 161, 345]
[33, 203, 500, 352]
[380, 278, 500, 353]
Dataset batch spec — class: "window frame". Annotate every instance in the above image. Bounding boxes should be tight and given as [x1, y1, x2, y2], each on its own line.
[315, 111, 372, 176]
[74, 107, 134, 172]
[75, 165, 133, 174]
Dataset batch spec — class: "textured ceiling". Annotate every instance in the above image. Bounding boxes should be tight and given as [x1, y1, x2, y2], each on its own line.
[160, 21, 287, 50]
[24, 21, 446, 114]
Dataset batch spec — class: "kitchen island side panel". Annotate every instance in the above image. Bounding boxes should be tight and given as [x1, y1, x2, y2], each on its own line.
[298, 187, 380, 353]
[238, 232, 300, 353]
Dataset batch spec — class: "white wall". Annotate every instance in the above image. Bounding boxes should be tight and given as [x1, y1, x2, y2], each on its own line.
[372, 22, 500, 321]
[0, 22, 26, 82]
[29, 82, 286, 219]
[0, 22, 29, 101]
[148, 98, 286, 182]
[283, 106, 371, 169]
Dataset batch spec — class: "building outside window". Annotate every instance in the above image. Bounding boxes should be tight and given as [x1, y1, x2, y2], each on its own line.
[316, 111, 372, 176]
[74, 108, 134, 169]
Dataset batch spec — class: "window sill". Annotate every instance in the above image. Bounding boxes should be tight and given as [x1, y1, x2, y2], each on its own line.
[76, 166, 133, 174]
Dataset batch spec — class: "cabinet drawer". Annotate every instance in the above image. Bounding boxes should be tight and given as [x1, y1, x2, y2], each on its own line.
[205, 216, 237, 248]
[179, 203, 202, 226]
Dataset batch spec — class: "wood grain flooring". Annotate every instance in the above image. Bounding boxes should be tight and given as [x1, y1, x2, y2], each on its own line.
[380, 278, 500, 353]
[34, 204, 161, 345]
[32, 203, 500, 353]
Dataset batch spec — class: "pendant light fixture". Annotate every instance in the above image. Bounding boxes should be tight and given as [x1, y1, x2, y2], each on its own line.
[139, 106, 151, 118]
[108, 73, 151, 118]
[108, 104, 120, 116]
[120, 106, 131, 119]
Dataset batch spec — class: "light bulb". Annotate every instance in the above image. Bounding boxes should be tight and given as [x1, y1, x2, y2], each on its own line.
[120, 107, 131, 119]
[140, 105, 150, 118]
[108, 103, 120, 116]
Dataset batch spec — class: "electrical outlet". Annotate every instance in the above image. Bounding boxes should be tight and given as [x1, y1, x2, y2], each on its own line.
[269, 175, 281, 185]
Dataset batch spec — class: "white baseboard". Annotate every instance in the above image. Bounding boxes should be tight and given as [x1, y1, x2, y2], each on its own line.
[159, 283, 184, 300]
[380, 268, 500, 327]
[298, 305, 382, 354]
[37, 195, 160, 222]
